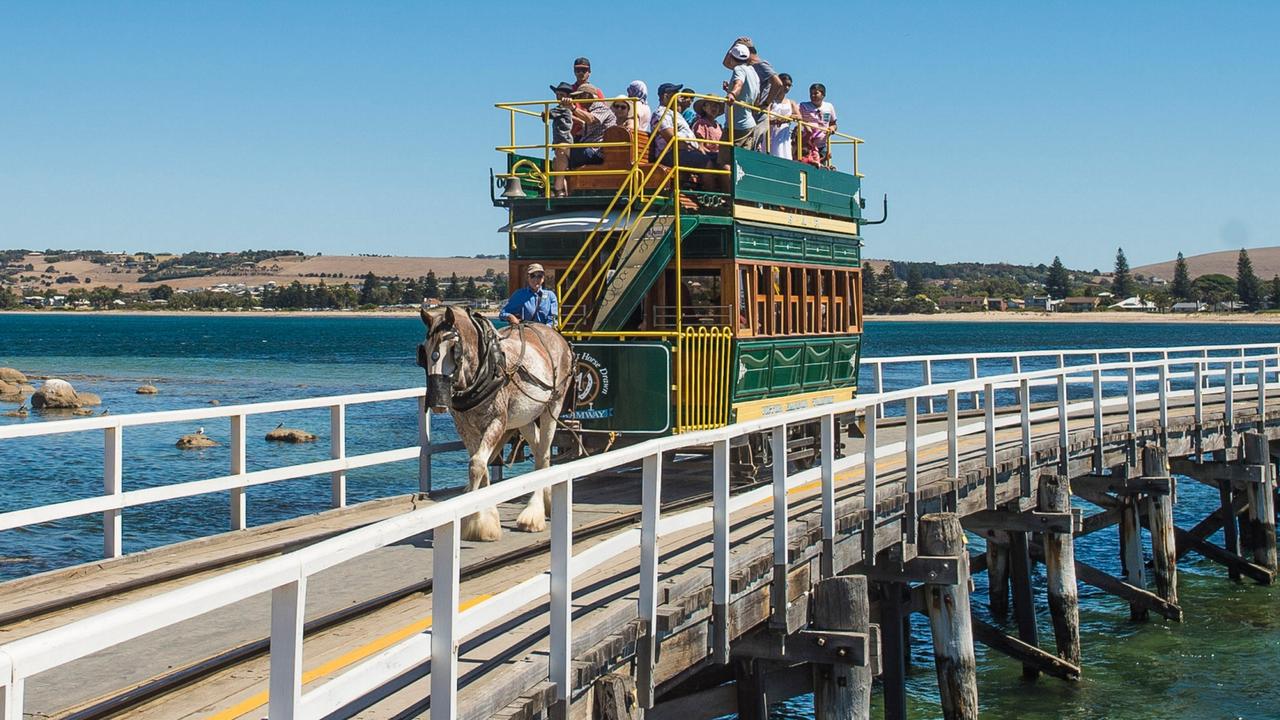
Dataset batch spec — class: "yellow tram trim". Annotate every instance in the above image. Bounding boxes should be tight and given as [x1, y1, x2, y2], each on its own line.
[732, 387, 857, 422]
[732, 204, 861, 236]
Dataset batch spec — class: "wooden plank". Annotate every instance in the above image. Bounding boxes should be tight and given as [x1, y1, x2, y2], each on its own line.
[970, 617, 1080, 681]
[1072, 559, 1182, 622]
[1173, 526, 1276, 585]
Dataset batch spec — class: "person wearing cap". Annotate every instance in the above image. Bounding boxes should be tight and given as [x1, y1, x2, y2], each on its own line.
[678, 89, 697, 126]
[719, 43, 763, 164]
[546, 82, 577, 196]
[610, 96, 636, 132]
[571, 57, 605, 99]
[648, 82, 696, 165]
[502, 263, 558, 327]
[548, 83, 616, 196]
[724, 37, 783, 107]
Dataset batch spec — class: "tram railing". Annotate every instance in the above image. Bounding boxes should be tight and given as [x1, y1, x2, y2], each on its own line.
[2, 347, 1277, 719]
[0, 387, 460, 561]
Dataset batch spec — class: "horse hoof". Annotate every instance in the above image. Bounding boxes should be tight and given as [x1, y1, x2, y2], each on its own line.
[461, 511, 502, 542]
[515, 507, 547, 533]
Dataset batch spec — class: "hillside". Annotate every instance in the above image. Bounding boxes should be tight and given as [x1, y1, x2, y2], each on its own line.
[1135, 247, 1280, 281]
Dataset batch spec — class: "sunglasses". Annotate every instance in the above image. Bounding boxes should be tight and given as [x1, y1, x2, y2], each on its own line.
[574, 68, 589, 74]
[612, 103, 628, 109]
[529, 272, 545, 278]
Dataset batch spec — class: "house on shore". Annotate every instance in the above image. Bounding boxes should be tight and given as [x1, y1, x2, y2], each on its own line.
[1108, 296, 1157, 312]
[939, 296, 987, 312]
[1061, 296, 1101, 312]
[1172, 301, 1207, 313]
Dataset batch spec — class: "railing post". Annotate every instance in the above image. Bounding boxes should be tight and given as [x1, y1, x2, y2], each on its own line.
[2, 676, 23, 720]
[103, 425, 122, 559]
[904, 399, 918, 547]
[1194, 361, 1205, 457]
[983, 382, 996, 469]
[1158, 364, 1169, 442]
[418, 397, 432, 495]
[1258, 358, 1268, 430]
[923, 359, 935, 414]
[1057, 373, 1069, 475]
[268, 575, 307, 718]
[968, 357, 980, 409]
[712, 438, 731, 664]
[1225, 362, 1235, 441]
[863, 413, 878, 566]
[1019, 377, 1032, 497]
[1092, 369, 1104, 474]
[820, 414, 838, 574]
[873, 362, 885, 419]
[230, 414, 246, 530]
[330, 404, 346, 509]
[638, 453, 663, 707]
[771, 425, 792, 624]
[550, 476, 573, 719]
[947, 389, 959, 480]
[1126, 366, 1137, 437]
[431, 520, 460, 720]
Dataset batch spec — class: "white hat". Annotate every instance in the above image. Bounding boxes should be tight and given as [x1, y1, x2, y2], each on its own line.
[729, 43, 750, 61]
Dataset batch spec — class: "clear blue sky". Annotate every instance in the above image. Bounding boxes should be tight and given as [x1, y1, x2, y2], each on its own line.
[3, 2, 1277, 268]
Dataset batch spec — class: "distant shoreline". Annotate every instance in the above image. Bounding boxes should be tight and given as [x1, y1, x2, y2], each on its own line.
[2, 308, 1277, 324]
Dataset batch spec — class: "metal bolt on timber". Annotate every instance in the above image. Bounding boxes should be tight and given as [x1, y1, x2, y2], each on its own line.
[812, 575, 872, 720]
[1037, 475, 1081, 665]
[920, 513, 979, 720]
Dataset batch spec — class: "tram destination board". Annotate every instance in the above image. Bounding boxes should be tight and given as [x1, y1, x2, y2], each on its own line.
[565, 341, 671, 434]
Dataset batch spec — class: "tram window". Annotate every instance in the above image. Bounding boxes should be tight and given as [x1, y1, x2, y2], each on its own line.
[754, 265, 769, 335]
[771, 267, 783, 335]
[848, 270, 862, 330]
[739, 267, 753, 332]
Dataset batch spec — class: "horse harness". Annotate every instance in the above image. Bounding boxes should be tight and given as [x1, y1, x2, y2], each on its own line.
[441, 312, 558, 412]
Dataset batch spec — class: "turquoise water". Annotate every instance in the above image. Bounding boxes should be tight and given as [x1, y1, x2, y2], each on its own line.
[2, 314, 1279, 716]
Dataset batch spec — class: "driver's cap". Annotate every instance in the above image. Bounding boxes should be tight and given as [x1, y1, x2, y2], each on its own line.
[527, 263, 545, 275]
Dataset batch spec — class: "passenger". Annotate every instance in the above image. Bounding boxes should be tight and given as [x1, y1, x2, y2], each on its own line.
[501, 263, 558, 328]
[546, 82, 576, 196]
[626, 80, 652, 131]
[550, 84, 615, 196]
[799, 83, 838, 168]
[649, 82, 696, 165]
[611, 96, 636, 132]
[719, 43, 763, 168]
[691, 98, 726, 191]
[765, 73, 800, 159]
[571, 57, 604, 99]
[679, 89, 697, 125]
[726, 37, 783, 107]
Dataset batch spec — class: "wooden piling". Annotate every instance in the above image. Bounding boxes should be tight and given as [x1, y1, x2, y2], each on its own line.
[984, 530, 1011, 621]
[1243, 433, 1278, 574]
[920, 513, 979, 720]
[593, 673, 640, 720]
[878, 582, 909, 720]
[1007, 528, 1039, 679]
[811, 575, 872, 720]
[1141, 445, 1179, 609]
[1037, 475, 1080, 665]
[1118, 493, 1148, 621]
[733, 659, 770, 720]
[1218, 478, 1243, 581]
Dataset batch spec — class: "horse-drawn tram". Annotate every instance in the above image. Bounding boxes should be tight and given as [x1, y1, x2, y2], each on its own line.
[492, 90, 878, 469]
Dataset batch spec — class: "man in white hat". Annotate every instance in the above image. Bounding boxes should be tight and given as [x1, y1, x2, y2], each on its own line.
[719, 42, 763, 166]
[501, 263, 558, 327]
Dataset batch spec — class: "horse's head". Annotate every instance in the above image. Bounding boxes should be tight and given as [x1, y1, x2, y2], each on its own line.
[418, 305, 468, 413]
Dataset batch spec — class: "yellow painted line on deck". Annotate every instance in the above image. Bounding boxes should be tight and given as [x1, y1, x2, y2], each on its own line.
[207, 593, 492, 720]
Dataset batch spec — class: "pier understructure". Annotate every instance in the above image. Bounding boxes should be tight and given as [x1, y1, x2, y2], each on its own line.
[1, 343, 1279, 719]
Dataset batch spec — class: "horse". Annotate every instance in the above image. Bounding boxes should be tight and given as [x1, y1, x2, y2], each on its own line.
[417, 305, 575, 542]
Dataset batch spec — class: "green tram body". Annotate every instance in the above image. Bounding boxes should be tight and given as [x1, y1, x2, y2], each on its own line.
[493, 109, 869, 454]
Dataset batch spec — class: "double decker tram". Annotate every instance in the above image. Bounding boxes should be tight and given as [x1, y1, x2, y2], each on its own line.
[491, 91, 880, 471]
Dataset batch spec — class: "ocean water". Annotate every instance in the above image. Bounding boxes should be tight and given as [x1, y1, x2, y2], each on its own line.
[2, 314, 1279, 717]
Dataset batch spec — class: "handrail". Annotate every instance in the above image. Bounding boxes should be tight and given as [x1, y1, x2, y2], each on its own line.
[2, 346, 1274, 718]
[0, 386, 463, 560]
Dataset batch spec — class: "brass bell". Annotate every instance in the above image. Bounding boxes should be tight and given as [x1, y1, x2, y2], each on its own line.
[500, 175, 527, 200]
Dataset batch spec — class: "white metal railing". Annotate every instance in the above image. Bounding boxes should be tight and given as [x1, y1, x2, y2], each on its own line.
[1, 349, 1276, 719]
[861, 341, 1280, 417]
[0, 388, 463, 560]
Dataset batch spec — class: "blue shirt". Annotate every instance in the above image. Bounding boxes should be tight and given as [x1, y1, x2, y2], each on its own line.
[502, 286, 558, 327]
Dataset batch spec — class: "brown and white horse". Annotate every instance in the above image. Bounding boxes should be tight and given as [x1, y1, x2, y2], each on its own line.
[417, 306, 574, 541]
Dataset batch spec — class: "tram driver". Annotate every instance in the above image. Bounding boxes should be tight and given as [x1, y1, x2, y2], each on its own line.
[501, 263, 559, 328]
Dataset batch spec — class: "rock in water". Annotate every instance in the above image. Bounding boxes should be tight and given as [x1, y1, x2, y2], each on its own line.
[265, 427, 317, 443]
[208, 399, 221, 406]
[32, 379, 80, 409]
[0, 382, 21, 403]
[176, 433, 219, 449]
[77, 392, 103, 407]
[0, 368, 26, 384]
[136, 385, 159, 395]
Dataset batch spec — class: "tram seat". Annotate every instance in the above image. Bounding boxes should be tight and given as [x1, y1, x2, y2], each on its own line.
[569, 127, 668, 193]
